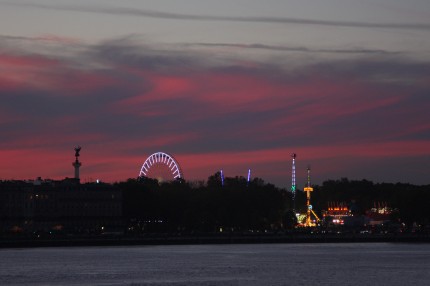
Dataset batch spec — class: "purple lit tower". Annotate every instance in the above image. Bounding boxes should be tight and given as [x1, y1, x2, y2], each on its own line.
[291, 153, 297, 211]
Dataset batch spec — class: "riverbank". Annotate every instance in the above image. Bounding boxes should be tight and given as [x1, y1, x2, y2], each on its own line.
[1, 232, 429, 248]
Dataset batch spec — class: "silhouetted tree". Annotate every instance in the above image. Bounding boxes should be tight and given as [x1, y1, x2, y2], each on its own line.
[119, 176, 430, 233]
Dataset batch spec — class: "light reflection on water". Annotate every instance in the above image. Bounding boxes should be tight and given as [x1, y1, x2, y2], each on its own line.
[0, 243, 429, 285]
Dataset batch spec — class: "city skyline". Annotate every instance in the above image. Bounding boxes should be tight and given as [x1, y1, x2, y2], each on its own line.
[1, 1, 430, 187]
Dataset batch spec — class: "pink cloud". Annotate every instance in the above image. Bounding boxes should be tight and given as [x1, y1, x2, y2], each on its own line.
[0, 52, 119, 94]
[177, 140, 430, 170]
[1, 43, 429, 185]
[168, 140, 429, 185]
[0, 54, 58, 68]
[112, 69, 295, 131]
[0, 54, 59, 91]
[58, 72, 120, 94]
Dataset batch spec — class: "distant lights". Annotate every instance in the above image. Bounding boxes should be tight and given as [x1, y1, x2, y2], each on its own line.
[218, 169, 254, 187]
[332, 219, 345, 225]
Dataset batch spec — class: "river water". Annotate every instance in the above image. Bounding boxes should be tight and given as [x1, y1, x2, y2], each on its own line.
[0, 243, 429, 285]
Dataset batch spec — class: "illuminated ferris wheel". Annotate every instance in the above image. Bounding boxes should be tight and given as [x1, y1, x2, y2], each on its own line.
[139, 152, 183, 182]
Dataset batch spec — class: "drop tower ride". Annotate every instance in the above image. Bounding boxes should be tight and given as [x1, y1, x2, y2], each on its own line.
[291, 153, 297, 212]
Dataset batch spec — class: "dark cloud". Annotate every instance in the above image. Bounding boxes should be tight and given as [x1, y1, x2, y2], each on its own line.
[92, 38, 201, 71]
[1, 37, 429, 184]
[5, 2, 430, 31]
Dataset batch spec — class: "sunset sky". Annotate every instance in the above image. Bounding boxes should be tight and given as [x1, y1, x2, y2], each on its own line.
[1, 0, 429, 187]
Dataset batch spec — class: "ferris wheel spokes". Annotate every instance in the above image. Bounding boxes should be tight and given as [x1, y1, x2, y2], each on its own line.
[139, 152, 183, 181]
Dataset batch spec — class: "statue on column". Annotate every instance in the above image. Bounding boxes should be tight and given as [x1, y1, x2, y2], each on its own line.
[73, 146, 82, 181]
[74, 146, 81, 160]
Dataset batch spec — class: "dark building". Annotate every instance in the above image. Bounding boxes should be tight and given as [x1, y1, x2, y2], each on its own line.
[0, 178, 123, 234]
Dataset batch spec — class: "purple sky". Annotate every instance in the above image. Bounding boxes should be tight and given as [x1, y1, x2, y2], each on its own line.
[1, 1, 430, 187]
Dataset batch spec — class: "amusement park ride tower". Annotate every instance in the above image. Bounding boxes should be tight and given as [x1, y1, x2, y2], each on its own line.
[291, 153, 297, 211]
[304, 166, 314, 227]
[303, 166, 320, 227]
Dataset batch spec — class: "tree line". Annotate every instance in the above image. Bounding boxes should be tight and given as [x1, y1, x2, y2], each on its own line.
[117, 174, 430, 233]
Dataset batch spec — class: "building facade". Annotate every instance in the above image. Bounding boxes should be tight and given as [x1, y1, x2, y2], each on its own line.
[0, 178, 123, 234]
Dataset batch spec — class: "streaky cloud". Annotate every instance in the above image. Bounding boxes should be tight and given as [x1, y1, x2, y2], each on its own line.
[5, 2, 430, 31]
[190, 43, 397, 55]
